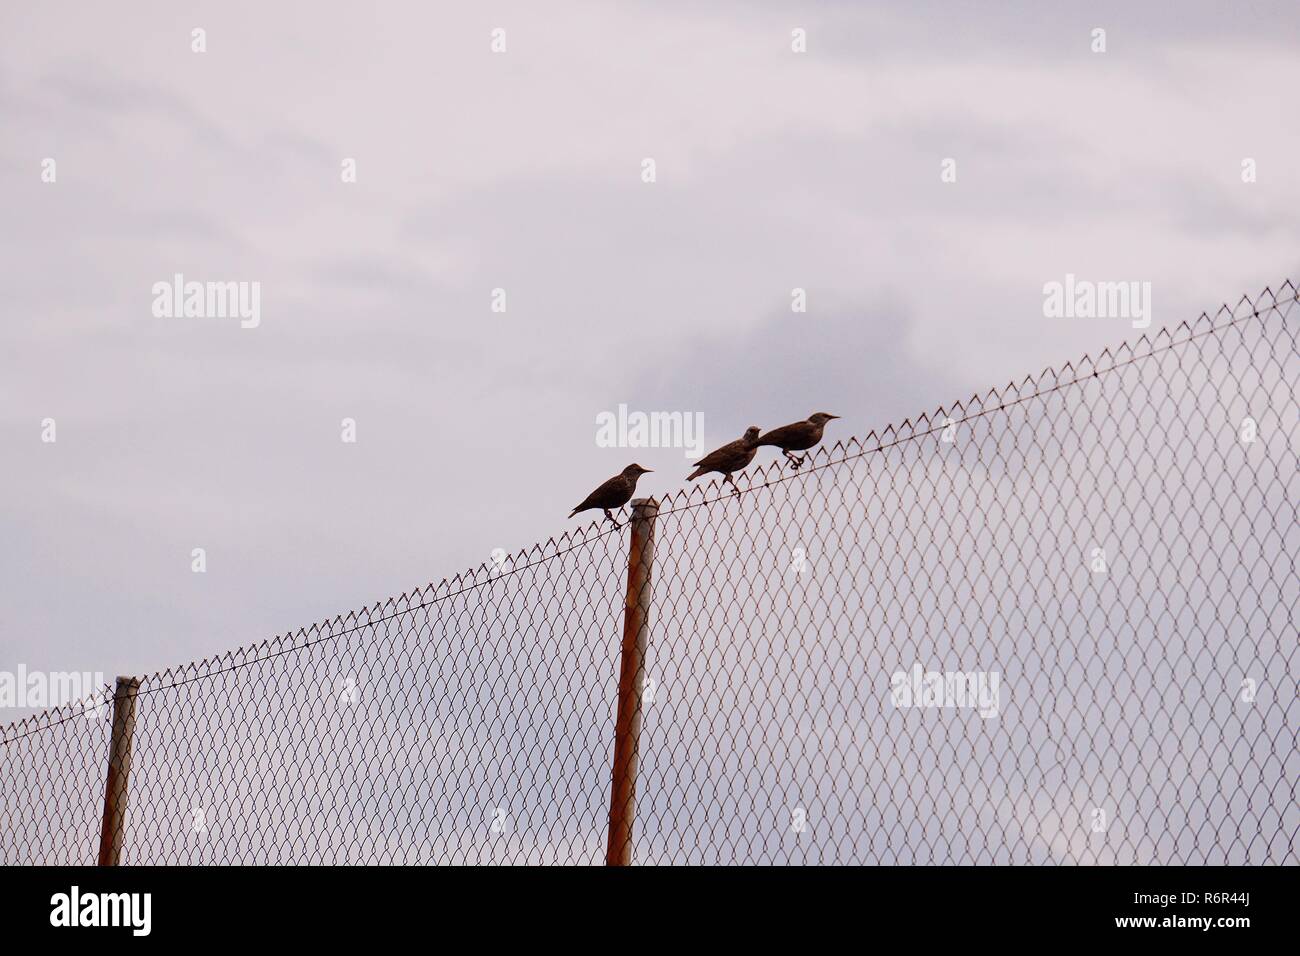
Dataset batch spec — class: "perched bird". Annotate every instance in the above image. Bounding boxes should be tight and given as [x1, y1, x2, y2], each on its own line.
[686, 426, 762, 495]
[757, 413, 840, 470]
[569, 464, 652, 529]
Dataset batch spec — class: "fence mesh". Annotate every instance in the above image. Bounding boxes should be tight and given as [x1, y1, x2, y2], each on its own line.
[2, 282, 1297, 865]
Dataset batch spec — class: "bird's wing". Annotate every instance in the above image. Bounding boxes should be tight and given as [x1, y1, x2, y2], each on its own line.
[693, 439, 742, 469]
[757, 422, 802, 446]
[575, 475, 621, 510]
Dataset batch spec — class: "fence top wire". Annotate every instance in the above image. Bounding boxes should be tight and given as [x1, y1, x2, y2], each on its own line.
[2, 277, 1296, 750]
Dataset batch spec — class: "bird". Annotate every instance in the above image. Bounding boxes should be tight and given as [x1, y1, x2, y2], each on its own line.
[757, 413, 840, 470]
[686, 426, 762, 495]
[568, 464, 652, 529]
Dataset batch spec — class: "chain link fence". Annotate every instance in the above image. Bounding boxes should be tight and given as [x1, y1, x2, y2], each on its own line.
[2, 283, 1297, 864]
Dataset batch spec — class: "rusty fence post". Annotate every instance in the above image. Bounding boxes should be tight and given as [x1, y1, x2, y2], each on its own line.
[97, 675, 140, 866]
[605, 497, 659, 866]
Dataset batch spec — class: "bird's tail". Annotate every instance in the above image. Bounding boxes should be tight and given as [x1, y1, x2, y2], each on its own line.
[686, 467, 706, 481]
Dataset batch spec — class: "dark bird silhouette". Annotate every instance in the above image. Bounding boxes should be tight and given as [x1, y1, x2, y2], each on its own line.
[757, 413, 840, 470]
[569, 464, 652, 529]
[686, 426, 761, 495]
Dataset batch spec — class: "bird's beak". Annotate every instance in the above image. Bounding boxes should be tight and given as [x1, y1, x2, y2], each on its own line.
[642, 468, 654, 473]
[828, 414, 841, 420]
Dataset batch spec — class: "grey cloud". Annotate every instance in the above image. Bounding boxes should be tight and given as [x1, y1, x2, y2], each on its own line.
[635, 302, 967, 448]
[0, 0, 1296, 736]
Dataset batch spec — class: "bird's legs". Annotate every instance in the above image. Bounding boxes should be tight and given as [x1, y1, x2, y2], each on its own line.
[603, 509, 623, 530]
[724, 473, 741, 496]
[784, 450, 806, 470]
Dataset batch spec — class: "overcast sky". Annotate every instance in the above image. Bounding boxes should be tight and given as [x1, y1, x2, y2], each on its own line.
[1, 0, 1298, 707]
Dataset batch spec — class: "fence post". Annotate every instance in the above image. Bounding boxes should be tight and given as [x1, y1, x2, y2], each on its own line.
[97, 676, 140, 866]
[605, 497, 658, 866]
